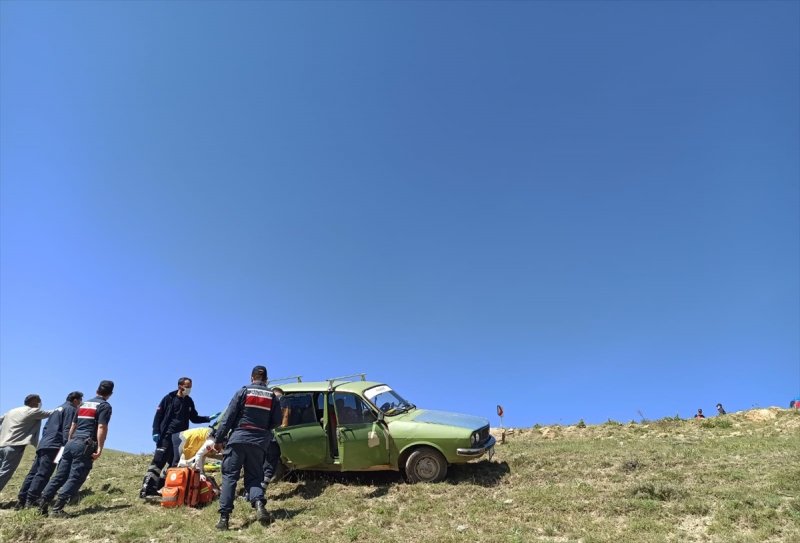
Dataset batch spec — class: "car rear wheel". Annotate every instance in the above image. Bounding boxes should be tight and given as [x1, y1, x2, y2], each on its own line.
[404, 447, 448, 483]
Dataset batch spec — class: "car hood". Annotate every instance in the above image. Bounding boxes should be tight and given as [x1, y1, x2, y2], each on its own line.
[400, 409, 488, 430]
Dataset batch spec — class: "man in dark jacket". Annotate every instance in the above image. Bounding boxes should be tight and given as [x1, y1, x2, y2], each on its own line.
[213, 365, 282, 530]
[16, 391, 83, 509]
[139, 377, 218, 498]
[39, 380, 114, 517]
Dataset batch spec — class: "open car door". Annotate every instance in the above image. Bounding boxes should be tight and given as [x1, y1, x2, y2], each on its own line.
[332, 392, 391, 470]
[275, 392, 328, 469]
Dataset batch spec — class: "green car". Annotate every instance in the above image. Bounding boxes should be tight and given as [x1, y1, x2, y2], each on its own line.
[273, 374, 495, 483]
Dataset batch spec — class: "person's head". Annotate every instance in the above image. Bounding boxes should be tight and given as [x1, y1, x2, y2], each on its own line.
[697, 408, 703, 414]
[66, 391, 84, 407]
[24, 394, 41, 408]
[716, 403, 722, 409]
[97, 380, 114, 398]
[272, 386, 284, 398]
[177, 377, 193, 397]
[251, 365, 267, 384]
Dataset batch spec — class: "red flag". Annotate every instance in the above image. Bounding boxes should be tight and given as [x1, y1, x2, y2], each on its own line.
[496, 405, 504, 417]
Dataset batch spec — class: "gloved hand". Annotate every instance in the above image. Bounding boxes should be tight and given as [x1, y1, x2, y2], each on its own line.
[152, 434, 160, 443]
[209, 412, 222, 421]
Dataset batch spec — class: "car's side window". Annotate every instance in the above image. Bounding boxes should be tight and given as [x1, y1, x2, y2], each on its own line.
[333, 393, 377, 425]
[281, 393, 318, 427]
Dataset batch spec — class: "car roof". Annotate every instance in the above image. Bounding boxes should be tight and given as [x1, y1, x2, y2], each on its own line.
[276, 380, 386, 395]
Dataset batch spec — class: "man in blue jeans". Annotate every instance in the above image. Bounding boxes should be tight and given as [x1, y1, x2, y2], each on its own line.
[213, 366, 282, 530]
[16, 391, 83, 509]
[39, 381, 114, 517]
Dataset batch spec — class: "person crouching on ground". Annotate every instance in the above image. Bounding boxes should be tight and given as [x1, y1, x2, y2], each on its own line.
[175, 414, 225, 474]
[213, 365, 282, 530]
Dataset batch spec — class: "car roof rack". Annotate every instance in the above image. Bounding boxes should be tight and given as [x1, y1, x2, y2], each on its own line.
[268, 375, 303, 385]
[326, 373, 366, 390]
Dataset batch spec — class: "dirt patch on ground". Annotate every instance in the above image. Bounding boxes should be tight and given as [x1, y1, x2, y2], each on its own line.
[741, 408, 780, 422]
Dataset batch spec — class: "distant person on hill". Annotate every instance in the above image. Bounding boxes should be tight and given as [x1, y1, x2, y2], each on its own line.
[715, 403, 726, 415]
[15, 391, 83, 509]
[0, 394, 55, 494]
[694, 408, 705, 419]
[139, 377, 219, 498]
[38, 380, 114, 517]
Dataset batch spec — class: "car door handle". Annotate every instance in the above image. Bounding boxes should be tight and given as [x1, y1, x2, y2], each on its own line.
[276, 432, 292, 441]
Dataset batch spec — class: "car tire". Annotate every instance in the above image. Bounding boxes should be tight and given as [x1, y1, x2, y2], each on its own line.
[404, 447, 448, 483]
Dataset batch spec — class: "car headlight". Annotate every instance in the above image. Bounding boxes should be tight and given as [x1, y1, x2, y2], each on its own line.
[471, 431, 480, 446]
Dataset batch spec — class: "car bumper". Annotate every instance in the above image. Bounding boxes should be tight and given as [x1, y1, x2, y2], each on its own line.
[456, 435, 496, 458]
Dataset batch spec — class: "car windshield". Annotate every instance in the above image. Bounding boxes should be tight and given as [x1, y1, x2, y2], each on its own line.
[364, 385, 415, 416]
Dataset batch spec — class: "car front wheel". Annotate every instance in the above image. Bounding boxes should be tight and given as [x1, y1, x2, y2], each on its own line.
[404, 447, 448, 483]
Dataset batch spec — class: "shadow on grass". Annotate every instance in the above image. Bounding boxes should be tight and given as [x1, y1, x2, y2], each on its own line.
[447, 460, 511, 487]
[269, 460, 511, 499]
[74, 503, 132, 516]
[273, 470, 403, 499]
[238, 507, 306, 529]
[0, 499, 19, 510]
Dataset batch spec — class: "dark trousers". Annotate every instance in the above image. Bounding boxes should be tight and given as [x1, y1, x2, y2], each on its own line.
[18, 448, 59, 502]
[141, 434, 175, 493]
[218, 443, 266, 514]
[41, 438, 95, 502]
[262, 439, 281, 483]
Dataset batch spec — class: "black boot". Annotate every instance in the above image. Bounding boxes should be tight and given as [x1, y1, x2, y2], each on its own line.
[38, 498, 51, 517]
[49, 497, 68, 518]
[14, 497, 26, 510]
[140, 471, 162, 499]
[215, 513, 230, 530]
[255, 501, 272, 524]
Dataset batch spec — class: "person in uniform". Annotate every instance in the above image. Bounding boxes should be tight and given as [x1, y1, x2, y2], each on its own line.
[139, 376, 218, 498]
[15, 391, 83, 509]
[38, 380, 114, 517]
[213, 365, 282, 530]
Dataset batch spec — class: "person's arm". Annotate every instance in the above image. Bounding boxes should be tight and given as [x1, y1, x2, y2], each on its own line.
[59, 409, 72, 446]
[92, 424, 108, 460]
[67, 422, 77, 442]
[30, 406, 55, 420]
[188, 398, 211, 424]
[152, 395, 167, 436]
[192, 438, 216, 474]
[213, 389, 243, 451]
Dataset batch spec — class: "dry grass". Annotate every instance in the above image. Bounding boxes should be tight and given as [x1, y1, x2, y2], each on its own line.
[1, 408, 798, 543]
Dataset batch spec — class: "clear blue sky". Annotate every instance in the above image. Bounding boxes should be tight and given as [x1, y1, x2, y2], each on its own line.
[1, 1, 798, 454]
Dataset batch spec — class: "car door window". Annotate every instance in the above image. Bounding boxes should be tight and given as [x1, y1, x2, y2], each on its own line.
[281, 393, 318, 427]
[333, 393, 377, 425]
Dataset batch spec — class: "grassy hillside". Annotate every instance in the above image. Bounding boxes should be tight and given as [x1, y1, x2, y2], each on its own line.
[1, 408, 798, 543]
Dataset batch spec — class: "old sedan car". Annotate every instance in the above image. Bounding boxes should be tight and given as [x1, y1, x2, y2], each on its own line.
[272, 374, 495, 482]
